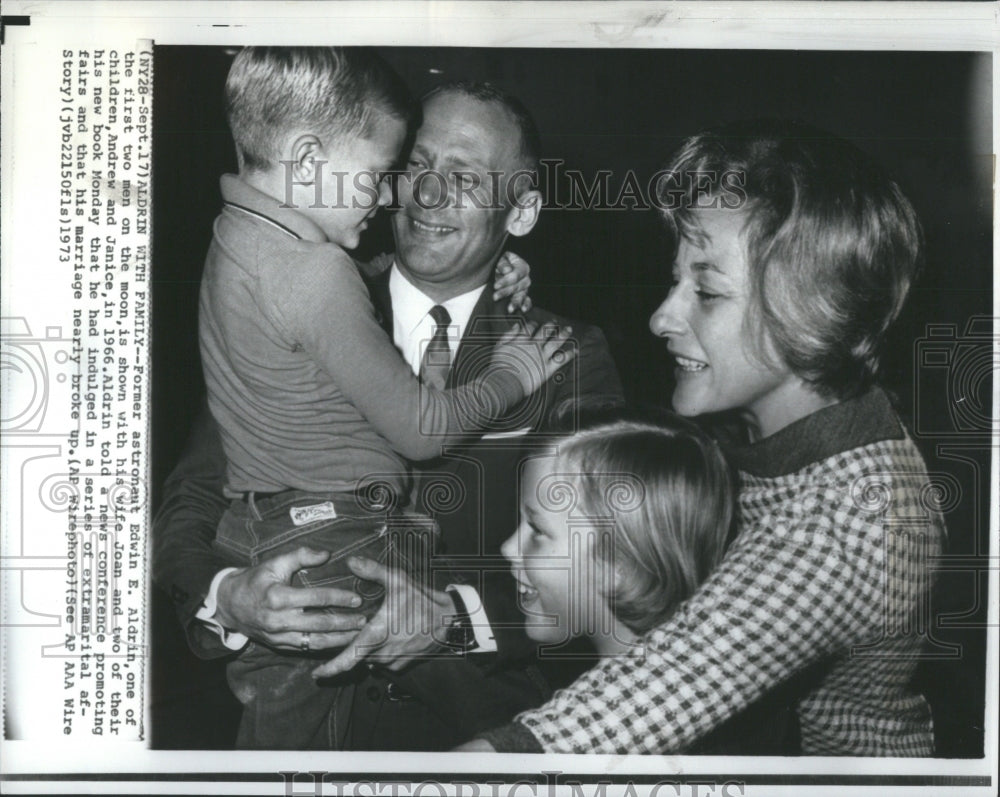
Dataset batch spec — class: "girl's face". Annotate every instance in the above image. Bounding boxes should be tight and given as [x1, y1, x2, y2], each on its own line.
[501, 455, 631, 653]
[648, 208, 815, 439]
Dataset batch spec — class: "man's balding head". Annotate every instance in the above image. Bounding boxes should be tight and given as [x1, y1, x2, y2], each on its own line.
[423, 82, 541, 175]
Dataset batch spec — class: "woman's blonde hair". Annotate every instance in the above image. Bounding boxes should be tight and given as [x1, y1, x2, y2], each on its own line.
[660, 119, 922, 399]
[552, 412, 735, 634]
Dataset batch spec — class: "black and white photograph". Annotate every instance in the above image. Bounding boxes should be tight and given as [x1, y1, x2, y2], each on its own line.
[150, 42, 992, 755]
[1, 2, 997, 795]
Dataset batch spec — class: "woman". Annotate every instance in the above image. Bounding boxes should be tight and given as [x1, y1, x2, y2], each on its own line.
[460, 119, 944, 755]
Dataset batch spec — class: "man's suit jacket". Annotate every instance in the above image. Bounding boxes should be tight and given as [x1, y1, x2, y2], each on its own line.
[364, 265, 624, 660]
[152, 256, 623, 747]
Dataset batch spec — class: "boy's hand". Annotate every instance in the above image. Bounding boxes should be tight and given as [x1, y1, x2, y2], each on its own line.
[492, 252, 532, 313]
[491, 321, 576, 397]
[311, 556, 453, 679]
[214, 547, 367, 651]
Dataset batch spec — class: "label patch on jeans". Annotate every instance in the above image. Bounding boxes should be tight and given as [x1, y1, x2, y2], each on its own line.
[289, 501, 338, 526]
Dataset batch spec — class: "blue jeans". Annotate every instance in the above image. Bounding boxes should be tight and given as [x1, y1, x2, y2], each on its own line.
[214, 490, 437, 749]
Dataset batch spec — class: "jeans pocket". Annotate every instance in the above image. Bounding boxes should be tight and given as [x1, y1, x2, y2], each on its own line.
[213, 500, 258, 565]
[292, 516, 439, 620]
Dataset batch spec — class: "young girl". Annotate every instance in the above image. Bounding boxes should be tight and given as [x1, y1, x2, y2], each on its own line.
[465, 119, 944, 756]
[502, 415, 735, 660]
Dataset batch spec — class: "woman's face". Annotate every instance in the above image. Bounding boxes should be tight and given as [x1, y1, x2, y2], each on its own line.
[500, 455, 617, 647]
[648, 208, 806, 439]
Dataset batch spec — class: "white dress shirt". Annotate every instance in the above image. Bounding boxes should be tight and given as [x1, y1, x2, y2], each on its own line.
[389, 263, 486, 378]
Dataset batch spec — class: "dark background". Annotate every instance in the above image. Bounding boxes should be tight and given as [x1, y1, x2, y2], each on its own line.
[151, 46, 993, 754]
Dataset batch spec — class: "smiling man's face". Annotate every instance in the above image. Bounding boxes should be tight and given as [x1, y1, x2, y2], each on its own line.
[391, 91, 530, 300]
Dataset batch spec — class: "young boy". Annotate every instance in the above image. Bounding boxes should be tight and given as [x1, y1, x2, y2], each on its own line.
[200, 47, 567, 748]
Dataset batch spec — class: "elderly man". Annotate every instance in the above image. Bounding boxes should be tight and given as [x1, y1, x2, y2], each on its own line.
[153, 81, 623, 750]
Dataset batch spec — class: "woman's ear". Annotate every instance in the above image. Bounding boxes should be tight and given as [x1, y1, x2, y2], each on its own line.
[504, 189, 542, 238]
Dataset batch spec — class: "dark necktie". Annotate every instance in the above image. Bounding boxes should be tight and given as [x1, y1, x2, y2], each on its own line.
[419, 304, 452, 391]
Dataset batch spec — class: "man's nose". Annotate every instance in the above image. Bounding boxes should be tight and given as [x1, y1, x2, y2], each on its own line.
[649, 289, 685, 338]
[413, 169, 450, 210]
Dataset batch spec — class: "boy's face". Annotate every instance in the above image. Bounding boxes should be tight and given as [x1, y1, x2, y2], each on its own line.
[501, 455, 615, 647]
[648, 208, 804, 438]
[391, 92, 530, 297]
[305, 115, 407, 249]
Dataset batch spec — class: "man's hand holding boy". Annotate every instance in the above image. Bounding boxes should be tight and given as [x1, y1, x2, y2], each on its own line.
[214, 547, 367, 652]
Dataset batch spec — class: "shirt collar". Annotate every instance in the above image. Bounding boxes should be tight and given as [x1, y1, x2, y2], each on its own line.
[388, 262, 487, 337]
[724, 387, 904, 478]
[219, 173, 328, 243]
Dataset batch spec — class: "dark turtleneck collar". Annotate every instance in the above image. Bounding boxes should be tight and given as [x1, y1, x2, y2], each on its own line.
[723, 387, 904, 479]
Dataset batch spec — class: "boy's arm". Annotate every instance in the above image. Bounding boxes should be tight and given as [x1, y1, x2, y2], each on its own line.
[310, 321, 625, 677]
[542, 323, 624, 429]
[283, 254, 543, 462]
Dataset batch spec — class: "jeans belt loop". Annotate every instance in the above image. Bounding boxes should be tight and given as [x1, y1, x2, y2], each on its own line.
[242, 489, 286, 520]
[247, 491, 261, 521]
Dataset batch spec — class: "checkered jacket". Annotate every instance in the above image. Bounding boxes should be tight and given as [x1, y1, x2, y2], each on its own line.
[485, 390, 943, 755]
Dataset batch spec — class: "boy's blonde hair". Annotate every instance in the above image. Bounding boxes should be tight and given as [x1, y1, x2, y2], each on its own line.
[554, 413, 735, 634]
[225, 47, 412, 172]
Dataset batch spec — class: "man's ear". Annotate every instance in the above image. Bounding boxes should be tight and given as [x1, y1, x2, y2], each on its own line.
[504, 189, 542, 238]
[287, 133, 324, 183]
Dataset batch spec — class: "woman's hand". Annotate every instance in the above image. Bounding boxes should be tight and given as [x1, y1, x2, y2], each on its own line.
[452, 738, 497, 752]
[493, 252, 532, 314]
